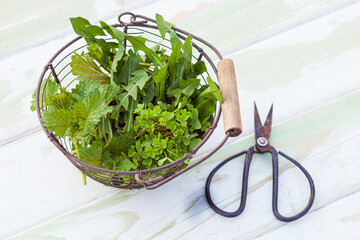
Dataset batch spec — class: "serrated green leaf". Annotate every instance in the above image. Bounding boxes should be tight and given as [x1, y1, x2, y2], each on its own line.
[126, 35, 163, 66]
[106, 132, 136, 156]
[155, 14, 182, 48]
[117, 50, 141, 85]
[110, 44, 125, 85]
[70, 52, 110, 84]
[78, 140, 110, 167]
[42, 108, 72, 138]
[71, 80, 99, 101]
[115, 156, 134, 171]
[101, 84, 120, 104]
[31, 76, 60, 112]
[115, 70, 148, 112]
[51, 92, 73, 110]
[72, 89, 113, 135]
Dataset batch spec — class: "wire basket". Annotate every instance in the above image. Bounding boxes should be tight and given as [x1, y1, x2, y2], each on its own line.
[36, 12, 234, 190]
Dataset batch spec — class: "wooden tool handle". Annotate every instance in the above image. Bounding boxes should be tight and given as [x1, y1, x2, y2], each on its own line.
[217, 59, 242, 137]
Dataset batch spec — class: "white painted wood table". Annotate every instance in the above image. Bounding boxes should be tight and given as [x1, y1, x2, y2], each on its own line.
[1, 0, 360, 239]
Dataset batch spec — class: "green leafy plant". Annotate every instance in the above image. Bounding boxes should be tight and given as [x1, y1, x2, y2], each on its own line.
[31, 14, 222, 184]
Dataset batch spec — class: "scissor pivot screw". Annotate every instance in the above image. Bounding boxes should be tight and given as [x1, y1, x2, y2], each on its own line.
[257, 137, 268, 147]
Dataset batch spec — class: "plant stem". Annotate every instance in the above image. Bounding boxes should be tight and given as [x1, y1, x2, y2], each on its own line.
[139, 62, 154, 67]
[102, 116, 108, 144]
[71, 136, 87, 185]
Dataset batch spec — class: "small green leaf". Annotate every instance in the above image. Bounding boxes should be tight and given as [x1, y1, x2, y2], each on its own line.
[70, 17, 91, 38]
[163, 112, 174, 121]
[155, 14, 182, 48]
[42, 108, 72, 138]
[117, 50, 141, 85]
[31, 76, 60, 111]
[198, 77, 222, 103]
[181, 78, 200, 97]
[189, 138, 202, 150]
[126, 35, 163, 67]
[70, 52, 110, 84]
[100, 21, 126, 42]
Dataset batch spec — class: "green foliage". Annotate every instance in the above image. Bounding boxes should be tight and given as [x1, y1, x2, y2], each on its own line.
[31, 14, 223, 175]
[70, 52, 110, 84]
[30, 76, 60, 112]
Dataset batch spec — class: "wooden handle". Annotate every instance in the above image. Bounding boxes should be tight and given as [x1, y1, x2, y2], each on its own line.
[217, 59, 242, 137]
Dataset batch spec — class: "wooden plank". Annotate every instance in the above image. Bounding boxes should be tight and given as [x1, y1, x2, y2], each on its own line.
[252, 191, 360, 240]
[0, 131, 118, 239]
[1, 0, 358, 147]
[7, 89, 360, 240]
[0, 0, 153, 58]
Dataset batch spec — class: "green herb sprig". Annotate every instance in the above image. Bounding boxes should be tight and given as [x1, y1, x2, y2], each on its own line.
[31, 14, 222, 179]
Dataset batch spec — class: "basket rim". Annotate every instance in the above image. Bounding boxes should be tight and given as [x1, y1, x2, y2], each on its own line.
[35, 14, 223, 176]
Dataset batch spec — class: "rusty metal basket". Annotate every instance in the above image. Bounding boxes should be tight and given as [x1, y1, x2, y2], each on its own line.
[36, 12, 241, 190]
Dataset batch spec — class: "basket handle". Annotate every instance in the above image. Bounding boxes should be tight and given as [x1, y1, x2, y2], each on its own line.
[217, 59, 242, 137]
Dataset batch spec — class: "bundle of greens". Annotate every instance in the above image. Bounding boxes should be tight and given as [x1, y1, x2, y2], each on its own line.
[31, 14, 222, 173]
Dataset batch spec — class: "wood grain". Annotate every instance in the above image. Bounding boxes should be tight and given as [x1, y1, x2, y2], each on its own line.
[1, 0, 357, 147]
[217, 59, 242, 137]
[6, 89, 360, 240]
[1, 0, 360, 238]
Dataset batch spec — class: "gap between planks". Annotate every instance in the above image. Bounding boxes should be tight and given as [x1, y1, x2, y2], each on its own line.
[221, 0, 360, 57]
[6, 88, 360, 239]
[250, 188, 360, 240]
[1, 0, 359, 148]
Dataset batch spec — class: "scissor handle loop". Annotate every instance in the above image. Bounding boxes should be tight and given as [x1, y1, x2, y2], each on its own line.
[205, 150, 248, 217]
[205, 147, 315, 221]
[271, 148, 315, 222]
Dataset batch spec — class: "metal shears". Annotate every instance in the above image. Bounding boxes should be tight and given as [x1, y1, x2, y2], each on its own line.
[205, 103, 315, 222]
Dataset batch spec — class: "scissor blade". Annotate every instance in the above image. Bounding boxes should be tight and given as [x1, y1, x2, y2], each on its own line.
[254, 102, 264, 139]
[263, 104, 273, 139]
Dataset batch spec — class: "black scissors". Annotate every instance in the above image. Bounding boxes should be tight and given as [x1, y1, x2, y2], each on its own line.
[205, 103, 315, 222]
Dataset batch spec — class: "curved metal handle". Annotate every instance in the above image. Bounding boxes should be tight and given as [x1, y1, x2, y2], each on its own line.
[205, 149, 249, 217]
[271, 148, 315, 222]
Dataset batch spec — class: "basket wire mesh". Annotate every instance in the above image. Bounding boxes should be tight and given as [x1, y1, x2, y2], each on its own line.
[36, 13, 227, 189]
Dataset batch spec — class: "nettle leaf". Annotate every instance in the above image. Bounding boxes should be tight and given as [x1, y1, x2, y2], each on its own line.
[106, 133, 136, 156]
[71, 80, 99, 101]
[51, 92, 74, 110]
[117, 50, 141, 85]
[155, 13, 182, 48]
[101, 84, 120, 104]
[31, 76, 60, 112]
[42, 108, 72, 138]
[78, 140, 111, 167]
[72, 89, 113, 135]
[114, 156, 134, 171]
[126, 35, 163, 67]
[70, 52, 110, 84]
